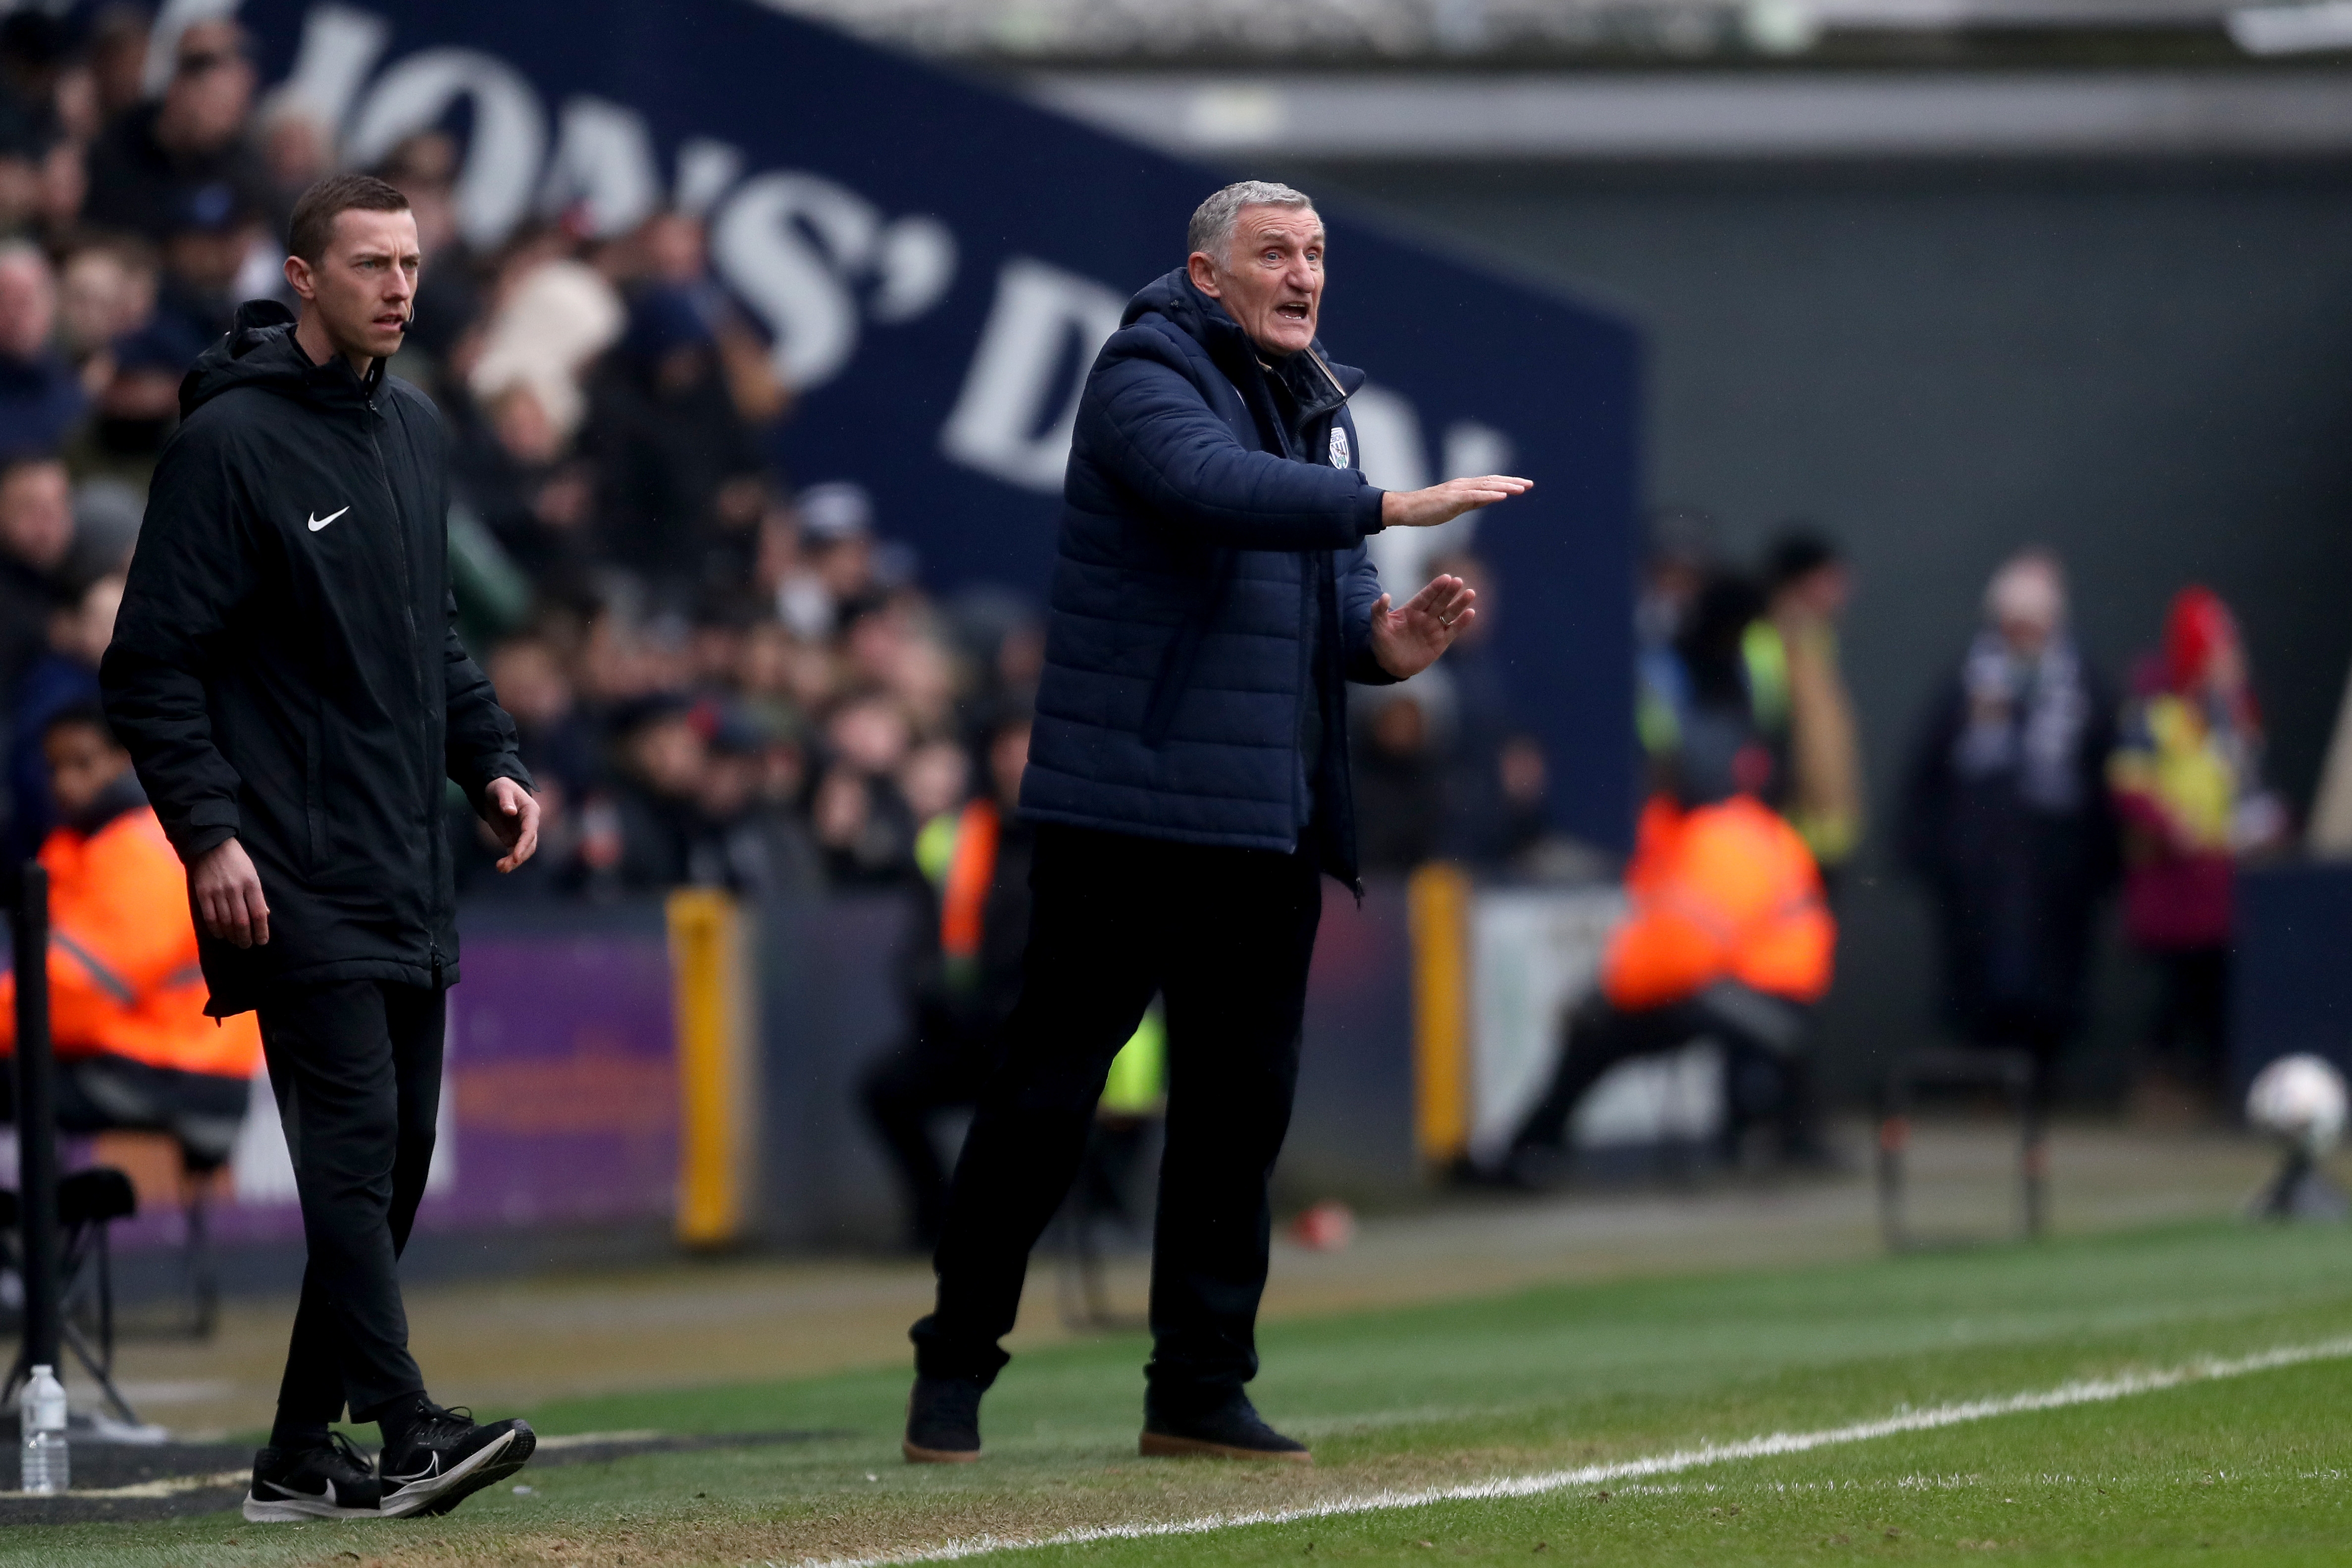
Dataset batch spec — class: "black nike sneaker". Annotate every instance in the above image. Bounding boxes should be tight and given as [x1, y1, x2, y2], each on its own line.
[1141, 1393, 1312, 1465]
[243, 1432, 383, 1521]
[376, 1402, 537, 1518]
[903, 1374, 984, 1464]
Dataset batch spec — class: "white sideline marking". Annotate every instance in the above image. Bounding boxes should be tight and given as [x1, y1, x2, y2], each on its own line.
[812, 1336, 2352, 1567]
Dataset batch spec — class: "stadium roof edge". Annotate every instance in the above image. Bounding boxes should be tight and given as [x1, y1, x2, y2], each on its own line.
[1021, 68, 2352, 159]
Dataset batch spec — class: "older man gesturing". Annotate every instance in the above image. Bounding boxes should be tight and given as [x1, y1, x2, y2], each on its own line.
[905, 182, 1529, 1465]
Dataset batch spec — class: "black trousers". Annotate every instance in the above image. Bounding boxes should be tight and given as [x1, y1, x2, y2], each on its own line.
[2148, 946, 2231, 1093]
[861, 1006, 997, 1248]
[1512, 983, 1818, 1160]
[256, 979, 441, 1428]
[911, 824, 1322, 1413]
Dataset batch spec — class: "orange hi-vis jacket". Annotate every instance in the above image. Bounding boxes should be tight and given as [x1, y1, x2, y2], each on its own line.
[1600, 794, 1837, 1012]
[0, 803, 261, 1078]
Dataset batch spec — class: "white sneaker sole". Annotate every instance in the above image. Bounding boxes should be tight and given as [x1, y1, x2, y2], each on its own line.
[242, 1489, 382, 1522]
[378, 1428, 519, 1519]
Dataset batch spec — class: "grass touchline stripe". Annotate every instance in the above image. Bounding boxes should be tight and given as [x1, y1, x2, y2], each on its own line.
[810, 1336, 2352, 1568]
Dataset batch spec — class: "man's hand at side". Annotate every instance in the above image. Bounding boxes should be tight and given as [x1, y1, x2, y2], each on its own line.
[191, 839, 270, 948]
[1380, 474, 1532, 530]
[485, 777, 540, 872]
[1369, 574, 1478, 681]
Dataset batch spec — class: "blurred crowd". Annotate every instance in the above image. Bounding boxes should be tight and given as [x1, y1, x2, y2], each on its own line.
[1637, 509, 2287, 1120]
[0, 9, 1555, 918]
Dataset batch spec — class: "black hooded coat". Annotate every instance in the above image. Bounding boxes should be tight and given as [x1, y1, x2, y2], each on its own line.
[101, 301, 529, 1016]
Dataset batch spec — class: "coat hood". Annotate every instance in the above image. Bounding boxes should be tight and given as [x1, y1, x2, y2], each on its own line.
[1123, 269, 1366, 402]
[179, 299, 384, 420]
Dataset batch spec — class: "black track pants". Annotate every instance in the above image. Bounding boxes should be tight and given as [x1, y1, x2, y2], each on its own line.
[911, 824, 1322, 1414]
[257, 979, 441, 1428]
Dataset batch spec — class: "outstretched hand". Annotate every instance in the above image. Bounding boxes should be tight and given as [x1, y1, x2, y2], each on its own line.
[1369, 574, 1477, 681]
[485, 776, 541, 872]
[1380, 474, 1533, 530]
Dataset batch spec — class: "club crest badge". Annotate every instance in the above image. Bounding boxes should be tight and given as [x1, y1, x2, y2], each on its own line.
[1329, 427, 1351, 469]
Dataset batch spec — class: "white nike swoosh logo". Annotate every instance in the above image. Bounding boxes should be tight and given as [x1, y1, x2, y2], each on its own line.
[307, 507, 350, 532]
[262, 1475, 335, 1504]
[382, 1454, 441, 1484]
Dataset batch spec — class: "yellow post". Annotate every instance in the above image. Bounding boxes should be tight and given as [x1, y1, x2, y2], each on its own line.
[1408, 862, 1473, 1168]
[668, 888, 756, 1248]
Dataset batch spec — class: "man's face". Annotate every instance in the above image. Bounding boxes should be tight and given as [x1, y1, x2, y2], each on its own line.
[43, 723, 130, 822]
[0, 253, 55, 362]
[0, 460, 71, 572]
[287, 207, 420, 366]
[1189, 204, 1325, 358]
[160, 22, 256, 155]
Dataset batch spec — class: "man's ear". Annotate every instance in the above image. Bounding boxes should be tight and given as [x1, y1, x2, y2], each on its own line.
[1186, 252, 1222, 298]
[282, 253, 316, 303]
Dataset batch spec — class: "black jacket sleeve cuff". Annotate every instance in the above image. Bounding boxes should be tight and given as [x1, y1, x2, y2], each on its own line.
[1356, 485, 1387, 536]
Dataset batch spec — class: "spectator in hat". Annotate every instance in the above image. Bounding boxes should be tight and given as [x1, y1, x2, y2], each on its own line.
[155, 182, 265, 344]
[83, 17, 267, 245]
[776, 480, 879, 639]
[2110, 586, 2289, 1116]
[608, 696, 711, 892]
[0, 244, 86, 461]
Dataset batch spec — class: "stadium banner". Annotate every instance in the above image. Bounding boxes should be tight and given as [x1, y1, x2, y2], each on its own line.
[93, 923, 680, 1251]
[223, 0, 1641, 851]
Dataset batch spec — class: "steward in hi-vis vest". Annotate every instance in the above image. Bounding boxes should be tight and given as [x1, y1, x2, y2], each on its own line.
[0, 706, 259, 1169]
[1506, 690, 1839, 1183]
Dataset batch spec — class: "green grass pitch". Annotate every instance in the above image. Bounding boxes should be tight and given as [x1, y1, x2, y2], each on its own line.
[6, 1219, 2349, 1566]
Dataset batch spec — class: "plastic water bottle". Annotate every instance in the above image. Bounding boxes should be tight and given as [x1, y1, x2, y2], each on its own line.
[19, 1364, 66, 1494]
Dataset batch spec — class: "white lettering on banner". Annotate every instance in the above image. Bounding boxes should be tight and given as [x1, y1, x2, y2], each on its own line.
[275, 3, 390, 132]
[940, 258, 1128, 493]
[345, 48, 547, 248]
[869, 216, 960, 324]
[674, 138, 745, 218]
[280, 4, 1507, 511]
[540, 97, 664, 238]
[712, 172, 882, 390]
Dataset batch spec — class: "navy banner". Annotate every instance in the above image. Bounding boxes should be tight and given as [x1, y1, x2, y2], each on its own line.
[227, 0, 1640, 847]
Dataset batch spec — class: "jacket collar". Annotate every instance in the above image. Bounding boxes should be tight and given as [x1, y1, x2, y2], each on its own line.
[180, 298, 387, 419]
[1125, 268, 1364, 426]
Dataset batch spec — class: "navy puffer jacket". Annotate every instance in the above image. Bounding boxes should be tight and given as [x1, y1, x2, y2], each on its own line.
[1022, 269, 1396, 884]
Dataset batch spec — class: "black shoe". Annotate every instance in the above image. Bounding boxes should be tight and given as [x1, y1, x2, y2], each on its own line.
[903, 1374, 984, 1464]
[243, 1432, 382, 1520]
[1141, 1393, 1311, 1465]
[376, 1402, 537, 1518]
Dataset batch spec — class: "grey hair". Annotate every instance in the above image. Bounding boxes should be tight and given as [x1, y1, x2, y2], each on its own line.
[1187, 181, 1315, 261]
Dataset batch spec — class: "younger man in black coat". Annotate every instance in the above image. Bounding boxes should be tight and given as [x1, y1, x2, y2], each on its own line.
[103, 174, 541, 1522]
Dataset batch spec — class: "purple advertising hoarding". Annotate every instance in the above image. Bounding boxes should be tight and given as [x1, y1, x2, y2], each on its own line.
[91, 931, 677, 1252]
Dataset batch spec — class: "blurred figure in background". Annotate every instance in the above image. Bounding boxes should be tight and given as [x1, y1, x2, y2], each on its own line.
[1352, 681, 1450, 873]
[0, 705, 260, 1175]
[1506, 664, 1836, 1179]
[2109, 586, 2287, 1118]
[6, 569, 118, 861]
[0, 453, 74, 723]
[863, 711, 1032, 1250]
[1900, 550, 2117, 1099]
[1755, 527, 1864, 879]
[82, 17, 264, 244]
[1635, 506, 1721, 778]
[0, 243, 87, 457]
